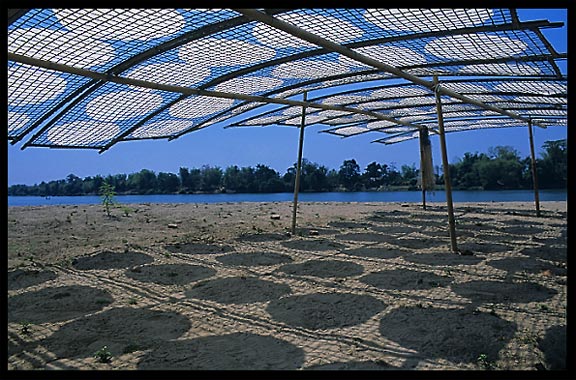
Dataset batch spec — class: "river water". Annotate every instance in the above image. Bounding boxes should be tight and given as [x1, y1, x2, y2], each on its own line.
[7, 189, 567, 207]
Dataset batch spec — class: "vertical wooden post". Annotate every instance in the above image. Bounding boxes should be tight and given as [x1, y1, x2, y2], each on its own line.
[291, 91, 307, 235]
[433, 76, 458, 253]
[527, 119, 541, 217]
[418, 128, 427, 210]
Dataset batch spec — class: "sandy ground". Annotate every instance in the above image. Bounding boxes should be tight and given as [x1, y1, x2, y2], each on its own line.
[6, 200, 568, 371]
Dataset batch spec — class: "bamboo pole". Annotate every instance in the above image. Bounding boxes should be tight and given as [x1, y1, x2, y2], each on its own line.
[291, 91, 307, 235]
[527, 119, 542, 216]
[433, 76, 458, 253]
[418, 128, 427, 210]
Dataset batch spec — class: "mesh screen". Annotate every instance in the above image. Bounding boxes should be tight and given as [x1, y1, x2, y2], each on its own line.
[7, 8, 566, 149]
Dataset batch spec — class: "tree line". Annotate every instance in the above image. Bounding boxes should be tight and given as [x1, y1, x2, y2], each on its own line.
[8, 140, 567, 196]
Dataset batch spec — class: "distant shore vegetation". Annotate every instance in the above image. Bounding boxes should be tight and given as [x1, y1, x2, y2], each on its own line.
[8, 140, 567, 196]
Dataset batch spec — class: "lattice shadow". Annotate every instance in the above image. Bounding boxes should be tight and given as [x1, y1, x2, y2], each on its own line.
[8, 285, 114, 323]
[42, 307, 191, 359]
[266, 292, 386, 330]
[341, 247, 405, 261]
[336, 232, 394, 243]
[276, 259, 364, 278]
[184, 277, 291, 304]
[72, 250, 154, 270]
[379, 306, 516, 364]
[404, 252, 484, 266]
[538, 325, 566, 370]
[450, 280, 557, 304]
[487, 257, 566, 276]
[137, 332, 305, 370]
[521, 246, 567, 262]
[125, 263, 217, 285]
[164, 242, 234, 255]
[216, 251, 293, 267]
[8, 268, 58, 290]
[236, 232, 289, 242]
[280, 239, 347, 252]
[305, 360, 394, 370]
[359, 269, 453, 291]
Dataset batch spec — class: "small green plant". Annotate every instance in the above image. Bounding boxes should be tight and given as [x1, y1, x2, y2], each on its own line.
[539, 304, 549, 311]
[477, 353, 494, 370]
[128, 298, 138, 305]
[94, 345, 113, 363]
[20, 321, 32, 335]
[120, 205, 132, 217]
[95, 298, 112, 305]
[99, 182, 116, 217]
[122, 343, 142, 354]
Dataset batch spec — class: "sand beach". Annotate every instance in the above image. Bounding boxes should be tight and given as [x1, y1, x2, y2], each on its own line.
[6, 200, 568, 371]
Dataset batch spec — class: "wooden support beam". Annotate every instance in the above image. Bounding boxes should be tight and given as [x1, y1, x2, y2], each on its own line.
[418, 128, 427, 211]
[433, 76, 458, 253]
[527, 119, 542, 217]
[291, 92, 307, 235]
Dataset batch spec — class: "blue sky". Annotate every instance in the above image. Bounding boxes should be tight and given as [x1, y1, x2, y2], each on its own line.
[7, 8, 568, 186]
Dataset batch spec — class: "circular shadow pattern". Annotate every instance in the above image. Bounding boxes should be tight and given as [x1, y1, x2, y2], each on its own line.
[280, 239, 347, 252]
[340, 247, 404, 260]
[336, 232, 392, 243]
[472, 233, 513, 242]
[487, 257, 566, 276]
[138, 332, 305, 370]
[185, 277, 291, 304]
[306, 360, 393, 370]
[216, 252, 293, 267]
[404, 252, 483, 266]
[393, 237, 450, 250]
[327, 220, 373, 229]
[538, 325, 566, 370]
[236, 232, 289, 242]
[408, 218, 447, 228]
[370, 224, 419, 235]
[266, 292, 386, 330]
[458, 241, 512, 254]
[501, 219, 545, 227]
[451, 280, 557, 304]
[502, 225, 546, 235]
[295, 227, 340, 236]
[8, 268, 58, 291]
[42, 307, 191, 359]
[458, 221, 501, 231]
[125, 264, 216, 285]
[8, 285, 114, 323]
[72, 250, 154, 270]
[164, 242, 234, 255]
[379, 306, 516, 364]
[521, 246, 567, 262]
[359, 269, 453, 291]
[369, 210, 412, 220]
[276, 259, 364, 278]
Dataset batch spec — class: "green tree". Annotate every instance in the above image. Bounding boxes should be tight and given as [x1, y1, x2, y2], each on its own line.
[157, 172, 180, 193]
[400, 164, 419, 188]
[300, 159, 330, 192]
[179, 167, 191, 193]
[537, 139, 567, 189]
[476, 146, 523, 189]
[363, 162, 384, 189]
[127, 169, 157, 194]
[451, 152, 487, 190]
[200, 165, 222, 192]
[338, 159, 361, 191]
